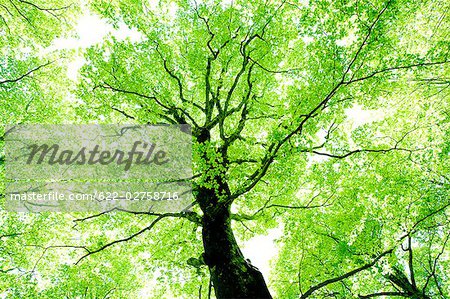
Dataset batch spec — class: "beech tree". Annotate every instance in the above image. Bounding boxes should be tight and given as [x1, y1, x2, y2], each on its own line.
[1, 0, 450, 298]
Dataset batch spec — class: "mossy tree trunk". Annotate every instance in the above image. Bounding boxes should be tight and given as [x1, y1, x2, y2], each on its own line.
[199, 187, 272, 299]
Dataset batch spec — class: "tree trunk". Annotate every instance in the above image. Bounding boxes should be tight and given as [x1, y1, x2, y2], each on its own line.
[201, 204, 272, 298]
[195, 130, 272, 298]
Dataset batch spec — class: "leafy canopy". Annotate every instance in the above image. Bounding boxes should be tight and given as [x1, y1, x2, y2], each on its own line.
[1, 0, 450, 298]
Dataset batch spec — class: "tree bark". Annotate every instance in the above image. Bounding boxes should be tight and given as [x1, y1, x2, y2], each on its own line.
[195, 131, 272, 298]
[201, 204, 272, 299]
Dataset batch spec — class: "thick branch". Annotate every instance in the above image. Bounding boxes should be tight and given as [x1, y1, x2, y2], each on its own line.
[358, 292, 408, 298]
[0, 61, 52, 85]
[75, 213, 177, 264]
[300, 249, 393, 299]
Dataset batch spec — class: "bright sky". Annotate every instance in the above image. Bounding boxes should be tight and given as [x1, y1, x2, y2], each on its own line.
[242, 227, 284, 282]
[47, 12, 142, 81]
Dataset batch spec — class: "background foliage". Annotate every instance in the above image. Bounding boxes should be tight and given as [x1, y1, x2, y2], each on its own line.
[1, 0, 449, 298]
